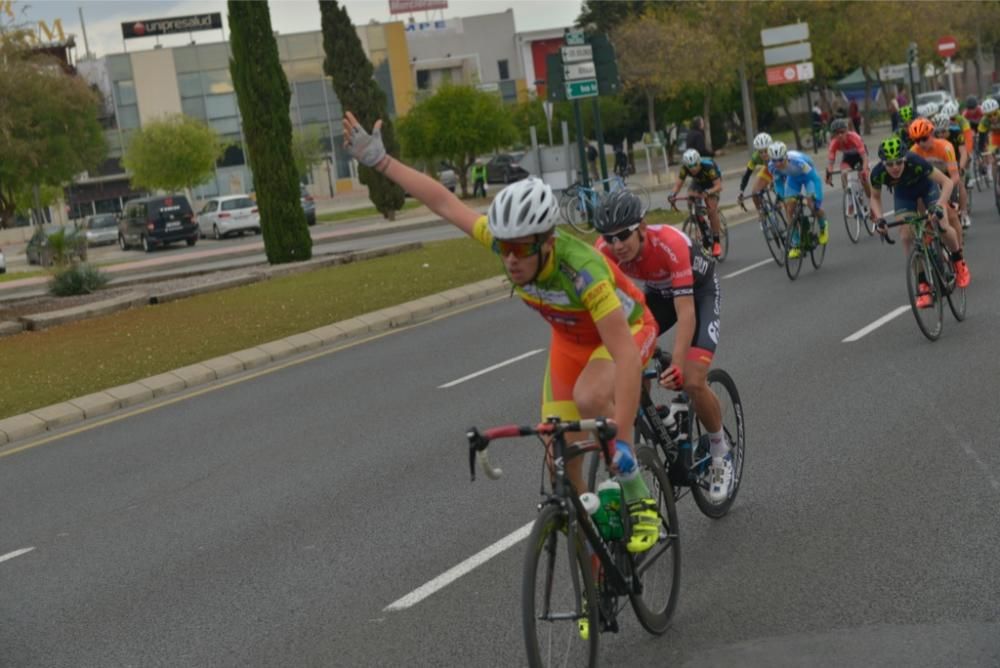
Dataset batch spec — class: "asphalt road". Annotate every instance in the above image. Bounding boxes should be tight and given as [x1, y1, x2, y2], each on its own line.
[1, 194, 999, 666]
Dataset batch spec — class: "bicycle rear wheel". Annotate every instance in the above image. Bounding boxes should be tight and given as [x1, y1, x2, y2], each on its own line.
[810, 219, 826, 269]
[842, 187, 861, 243]
[933, 240, 967, 322]
[560, 191, 593, 234]
[762, 210, 786, 267]
[716, 212, 730, 262]
[690, 369, 746, 519]
[523, 504, 599, 668]
[682, 216, 704, 251]
[905, 247, 943, 341]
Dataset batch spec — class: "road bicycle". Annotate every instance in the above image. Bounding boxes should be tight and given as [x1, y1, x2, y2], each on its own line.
[831, 167, 873, 243]
[738, 187, 787, 267]
[467, 417, 680, 668]
[672, 195, 729, 262]
[965, 147, 986, 193]
[879, 212, 966, 341]
[783, 195, 826, 281]
[589, 349, 745, 518]
[560, 176, 651, 234]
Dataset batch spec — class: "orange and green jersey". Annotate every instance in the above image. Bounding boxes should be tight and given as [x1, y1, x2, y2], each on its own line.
[949, 114, 974, 152]
[472, 216, 648, 344]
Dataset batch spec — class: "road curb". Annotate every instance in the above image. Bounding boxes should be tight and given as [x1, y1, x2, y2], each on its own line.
[0, 274, 511, 448]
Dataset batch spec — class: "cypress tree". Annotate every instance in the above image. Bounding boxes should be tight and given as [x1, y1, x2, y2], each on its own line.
[228, 1, 312, 263]
[320, 0, 406, 220]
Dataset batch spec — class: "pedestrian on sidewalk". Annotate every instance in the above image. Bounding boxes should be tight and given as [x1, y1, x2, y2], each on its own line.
[586, 142, 599, 181]
[471, 160, 487, 198]
[686, 117, 714, 157]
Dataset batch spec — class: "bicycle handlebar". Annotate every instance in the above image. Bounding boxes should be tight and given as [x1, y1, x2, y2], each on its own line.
[876, 212, 935, 245]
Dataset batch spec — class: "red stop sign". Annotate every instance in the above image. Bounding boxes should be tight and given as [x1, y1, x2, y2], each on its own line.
[937, 35, 958, 58]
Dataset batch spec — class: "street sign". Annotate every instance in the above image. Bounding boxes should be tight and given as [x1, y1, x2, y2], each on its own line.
[760, 22, 809, 47]
[565, 29, 585, 46]
[562, 45, 592, 63]
[763, 41, 812, 66]
[563, 61, 596, 81]
[879, 63, 915, 80]
[565, 79, 598, 99]
[937, 35, 958, 58]
[766, 61, 814, 86]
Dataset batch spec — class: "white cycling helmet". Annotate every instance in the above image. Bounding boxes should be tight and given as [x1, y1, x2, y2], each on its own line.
[942, 101, 959, 117]
[487, 177, 559, 240]
[767, 141, 788, 161]
[682, 148, 701, 167]
[983, 98, 999, 114]
[917, 102, 939, 118]
[752, 132, 773, 151]
[932, 112, 951, 131]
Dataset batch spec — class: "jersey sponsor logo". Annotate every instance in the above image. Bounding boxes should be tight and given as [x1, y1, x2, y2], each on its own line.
[693, 254, 710, 275]
[519, 285, 573, 306]
[582, 280, 614, 312]
[572, 268, 595, 295]
[614, 287, 636, 315]
[708, 319, 720, 345]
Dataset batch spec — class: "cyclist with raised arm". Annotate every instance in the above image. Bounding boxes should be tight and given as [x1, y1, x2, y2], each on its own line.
[907, 118, 964, 248]
[825, 117, 872, 205]
[870, 136, 970, 308]
[668, 148, 723, 259]
[737, 132, 776, 227]
[976, 98, 1000, 182]
[593, 190, 732, 501]
[767, 141, 829, 258]
[934, 110, 972, 228]
[341, 111, 663, 554]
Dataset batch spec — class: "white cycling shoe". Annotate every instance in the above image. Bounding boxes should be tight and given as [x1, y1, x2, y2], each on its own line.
[708, 455, 734, 503]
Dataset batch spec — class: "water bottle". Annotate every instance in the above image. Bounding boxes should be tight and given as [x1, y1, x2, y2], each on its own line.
[596, 480, 624, 540]
[580, 492, 610, 539]
[670, 395, 690, 441]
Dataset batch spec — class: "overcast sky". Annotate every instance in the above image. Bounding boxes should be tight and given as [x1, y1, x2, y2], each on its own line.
[12, 0, 582, 58]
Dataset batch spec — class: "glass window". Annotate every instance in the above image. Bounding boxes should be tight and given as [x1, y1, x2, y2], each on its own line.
[498, 59, 509, 80]
[205, 94, 237, 119]
[299, 104, 328, 124]
[182, 97, 207, 119]
[173, 46, 200, 73]
[202, 69, 234, 95]
[198, 43, 229, 70]
[287, 33, 319, 60]
[222, 197, 254, 210]
[295, 80, 324, 107]
[210, 117, 240, 135]
[104, 131, 122, 152]
[115, 80, 136, 106]
[107, 54, 133, 81]
[332, 140, 352, 179]
[178, 72, 202, 98]
[324, 79, 342, 114]
[284, 59, 324, 83]
[500, 80, 517, 103]
[118, 105, 140, 130]
[416, 70, 430, 90]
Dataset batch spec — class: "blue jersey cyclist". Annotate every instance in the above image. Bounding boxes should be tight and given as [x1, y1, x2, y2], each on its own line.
[766, 141, 830, 258]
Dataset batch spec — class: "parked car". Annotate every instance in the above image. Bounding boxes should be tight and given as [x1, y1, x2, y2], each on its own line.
[118, 194, 198, 253]
[485, 152, 529, 184]
[197, 194, 261, 239]
[300, 185, 316, 226]
[0, 247, 5, 274]
[437, 161, 458, 192]
[82, 213, 119, 246]
[25, 224, 88, 266]
[915, 90, 957, 115]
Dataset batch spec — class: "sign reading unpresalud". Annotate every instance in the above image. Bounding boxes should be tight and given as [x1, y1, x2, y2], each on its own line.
[389, 0, 448, 14]
[121, 13, 222, 39]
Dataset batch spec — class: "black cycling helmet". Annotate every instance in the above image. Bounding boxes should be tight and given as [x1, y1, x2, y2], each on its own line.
[966, 95, 978, 109]
[593, 189, 646, 234]
[830, 118, 849, 133]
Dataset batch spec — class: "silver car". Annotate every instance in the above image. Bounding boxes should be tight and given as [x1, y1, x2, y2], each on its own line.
[83, 213, 119, 246]
[197, 195, 261, 239]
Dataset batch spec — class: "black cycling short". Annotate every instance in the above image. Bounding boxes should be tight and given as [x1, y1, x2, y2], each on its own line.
[644, 265, 721, 360]
[842, 151, 864, 169]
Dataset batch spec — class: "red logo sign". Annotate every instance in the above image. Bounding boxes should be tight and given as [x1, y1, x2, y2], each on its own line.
[766, 65, 798, 86]
[937, 35, 958, 58]
[133, 22, 145, 36]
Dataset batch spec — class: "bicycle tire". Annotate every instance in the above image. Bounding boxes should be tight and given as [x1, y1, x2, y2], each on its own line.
[994, 172, 1000, 216]
[784, 215, 804, 280]
[626, 183, 651, 212]
[628, 446, 681, 635]
[689, 369, 746, 519]
[842, 187, 861, 243]
[810, 217, 826, 269]
[761, 208, 786, 267]
[522, 504, 599, 668]
[906, 246, 943, 341]
[560, 191, 593, 234]
[933, 239, 967, 322]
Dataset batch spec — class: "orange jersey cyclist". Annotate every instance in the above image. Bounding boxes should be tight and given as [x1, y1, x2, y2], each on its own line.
[592, 190, 733, 502]
[907, 117, 964, 248]
[341, 111, 663, 554]
[668, 149, 724, 259]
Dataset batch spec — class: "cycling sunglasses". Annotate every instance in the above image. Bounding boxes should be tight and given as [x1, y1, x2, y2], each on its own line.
[884, 158, 906, 168]
[601, 224, 641, 244]
[492, 239, 543, 258]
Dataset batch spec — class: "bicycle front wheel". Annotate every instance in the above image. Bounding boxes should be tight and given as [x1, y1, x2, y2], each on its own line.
[690, 369, 746, 518]
[523, 504, 598, 668]
[628, 183, 651, 212]
[628, 446, 681, 635]
[906, 246, 943, 341]
[842, 188, 861, 243]
[810, 220, 827, 269]
[560, 191, 593, 234]
[682, 216, 702, 248]
[785, 219, 803, 280]
[716, 212, 730, 262]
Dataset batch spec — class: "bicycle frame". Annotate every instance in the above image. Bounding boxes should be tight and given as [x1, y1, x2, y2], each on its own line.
[883, 215, 953, 289]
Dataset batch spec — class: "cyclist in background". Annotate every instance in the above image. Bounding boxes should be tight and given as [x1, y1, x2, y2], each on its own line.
[907, 117, 963, 248]
[342, 111, 663, 554]
[870, 136, 969, 308]
[963, 96, 983, 128]
[737, 132, 776, 227]
[933, 111, 972, 229]
[977, 98, 1000, 182]
[668, 148, 724, 259]
[895, 104, 916, 150]
[767, 141, 829, 258]
[593, 190, 732, 501]
[825, 118, 872, 204]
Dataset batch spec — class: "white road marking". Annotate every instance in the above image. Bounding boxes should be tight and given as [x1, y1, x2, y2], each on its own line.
[0, 547, 35, 564]
[721, 258, 772, 280]
[439, 349, 545, 388]
[842, 305, 910, 342]
[385, 522, 532, 611]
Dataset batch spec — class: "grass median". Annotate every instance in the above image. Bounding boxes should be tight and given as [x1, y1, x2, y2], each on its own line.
[317, 200, 423, 224]
[0, 237, 501, 420]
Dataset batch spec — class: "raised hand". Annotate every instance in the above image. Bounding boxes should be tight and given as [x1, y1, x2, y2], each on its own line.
[342, 111, 388, 169]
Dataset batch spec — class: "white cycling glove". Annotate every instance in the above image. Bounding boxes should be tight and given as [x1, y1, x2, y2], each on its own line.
[346, 122, 387, 168]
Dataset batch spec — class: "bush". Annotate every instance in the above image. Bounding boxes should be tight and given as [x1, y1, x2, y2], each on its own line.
[49, 263, 109, 296]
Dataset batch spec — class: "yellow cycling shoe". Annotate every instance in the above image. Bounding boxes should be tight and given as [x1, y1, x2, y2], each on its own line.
[788, 247, 802, 259]
[578, 617, 590, 640]
[626, 498, 661, 553]
[818, 222, 829, 245]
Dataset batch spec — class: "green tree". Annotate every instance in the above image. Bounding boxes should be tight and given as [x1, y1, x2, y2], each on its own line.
[122, 114, 224, 199]
[228, 0, 312, 264]
[576, 0, 648, 33]
[320, 0, 406, 220]
[0, 35, 106, 228]
[291, 127, 324, 181]
[397, 84, 517, 197]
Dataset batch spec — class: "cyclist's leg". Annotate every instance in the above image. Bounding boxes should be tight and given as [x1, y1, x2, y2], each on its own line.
[542, 335, 597, 494]
[681, 274, 722, 439]
[705, 193, 721, 237]
[750, 172, 769, 222]
[806, 170, 829, 242]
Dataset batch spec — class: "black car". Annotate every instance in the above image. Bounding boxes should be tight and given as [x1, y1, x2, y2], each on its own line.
[485, 153, 529, 184]
[119, 194, 198, 252]
[25, 225, 88, 266]
[300, 185, 316, 226]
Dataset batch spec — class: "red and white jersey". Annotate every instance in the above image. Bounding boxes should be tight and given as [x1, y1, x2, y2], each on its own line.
[596, 224, 712, 299]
